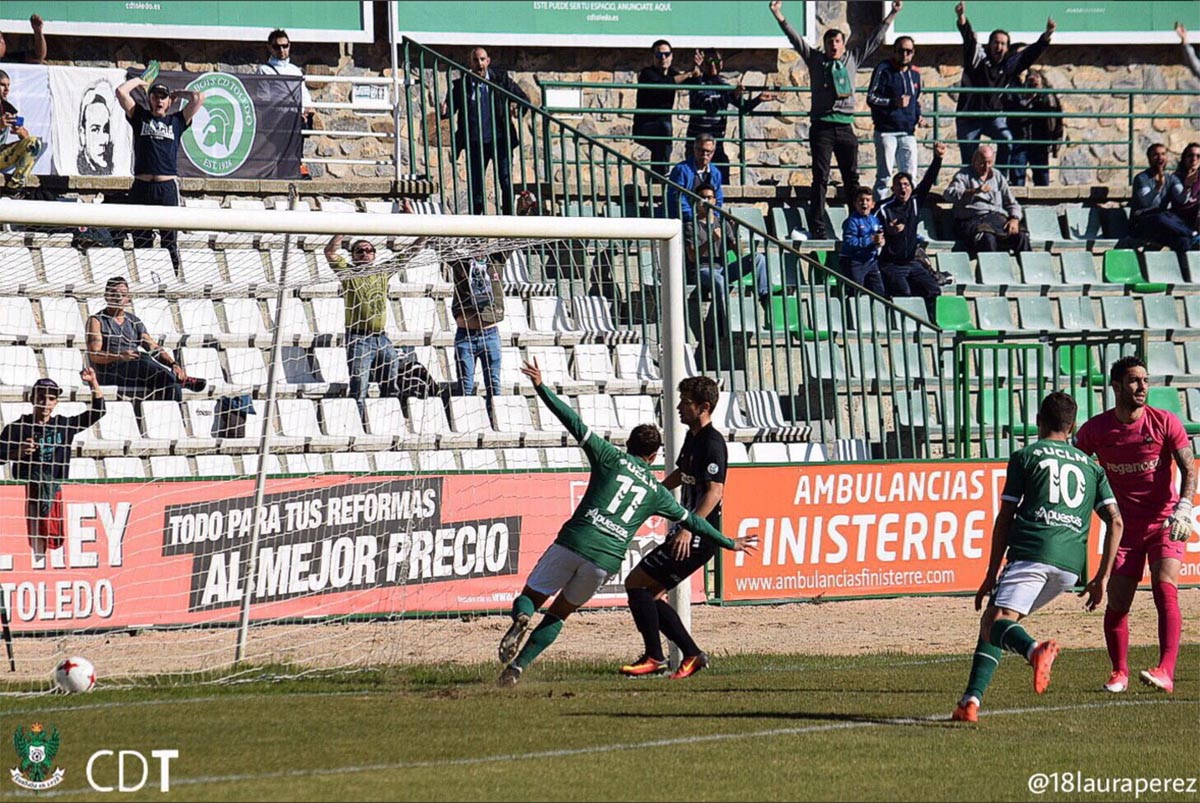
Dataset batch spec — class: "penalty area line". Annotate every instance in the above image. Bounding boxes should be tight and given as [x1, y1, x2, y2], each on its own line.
[13, 697, 1192, 797]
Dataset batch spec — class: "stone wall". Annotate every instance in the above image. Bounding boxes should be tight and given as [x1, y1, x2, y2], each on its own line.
[12, 1, 1200, 195]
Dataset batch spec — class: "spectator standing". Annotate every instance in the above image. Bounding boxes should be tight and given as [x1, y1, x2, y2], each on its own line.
[450, 251, 506, 399]
[115, 72, 204, 274]
[771, 0, 902, 239]
[1170, 142, 1200, 234]
[0, 372, 104, 558]
[1129, 143, 1198, 255]
[875, 141, 946, 318]
[324, 215, 440, 419]
[1005, 70, 1063, 187]
[684, 47, 777, 171]
[633, 40, 697, 176]
[685, 182, 772, 355]
[0, 69, 46, 190]
[441, 47, 530, 216]
[838, 186, 886, 296]
[943, 144, 1030, 254]
[667, 133, 722, 221]
[0, 14, 46, 64]
[86, 277, 203, 403]
[953, 1, 1054, 168]
[257, 28, 315, 179]
[867, 36, 922, 200]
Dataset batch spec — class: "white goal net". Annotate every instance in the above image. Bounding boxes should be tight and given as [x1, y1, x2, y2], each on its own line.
[0, 195, 685, 692]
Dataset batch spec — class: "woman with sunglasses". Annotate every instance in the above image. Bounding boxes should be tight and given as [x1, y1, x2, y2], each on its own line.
[632, 40, 700, 176]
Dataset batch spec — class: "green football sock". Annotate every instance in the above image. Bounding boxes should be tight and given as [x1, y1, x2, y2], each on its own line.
[964, 637, 1002, 702]
[512, 594, 536, 620]
[991, 618, 1036, 660]
[513, 614, 563, 670]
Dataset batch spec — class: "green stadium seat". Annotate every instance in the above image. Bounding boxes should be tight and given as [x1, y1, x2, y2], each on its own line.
[974, 297, 1017, 331]
[936, 295, 998, 335]
[764, 245, 805, 290]
[1016, 296, 1058, 331]
[1071, 386, 1106, 420]
[1100, 297, 1141, 329]
[771, 206, 807, 241]
[848, 341, 884, 381]
[1064, 205, 1118, 250]
[888, 340, 931, 382]
[1019, 252, 1059, 286]
[1102, 249, 1144, 285]
[1145, 342, 1183, 378]
[889, 296, 932, 328]
[893, 390, 930, 428]
[1057, 296, 1096, 330]
[1055, 344, 1101, 382]
[1140, 295, 1182, 330]
[824, 206, 849, 240]
[803, 297, 844, 337]
[850, 296, 890, 334]
[1149, 387, 1200, 434]
[977, 252, 1017, 286]
[1060, 251, 1099, 286]
[933, 252, 973, 286]
[1024, 207, 1069, 250]
[976, 387, 1014, 428]
[804, 341, 847, 381]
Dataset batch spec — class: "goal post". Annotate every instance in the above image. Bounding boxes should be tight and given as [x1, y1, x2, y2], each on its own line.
[0, 196, 692, 683]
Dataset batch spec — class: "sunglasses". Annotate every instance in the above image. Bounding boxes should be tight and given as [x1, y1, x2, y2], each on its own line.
[271, 42, 290, 49]
[898, 48, 914, 54]
[353, 246, 376, 254]
[654, 51, 672, 58]
[706, 57, 722, 64]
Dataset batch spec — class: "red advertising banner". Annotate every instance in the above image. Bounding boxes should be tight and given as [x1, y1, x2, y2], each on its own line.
[719, 463, 1200, 602]
[0, 473, 687, 632]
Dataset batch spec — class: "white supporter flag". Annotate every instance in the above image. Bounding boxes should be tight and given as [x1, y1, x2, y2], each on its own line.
[0, 62, 52, 176]
[49, 66, 133, 177]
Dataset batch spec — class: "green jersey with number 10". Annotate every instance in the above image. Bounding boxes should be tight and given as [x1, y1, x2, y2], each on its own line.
[533, 384, 735, 574]
[1000, 439, 1116, 577]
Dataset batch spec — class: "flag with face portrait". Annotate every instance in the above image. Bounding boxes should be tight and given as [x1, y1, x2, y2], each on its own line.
[49, 66, 133, 177]
[0, 62, 53, 176]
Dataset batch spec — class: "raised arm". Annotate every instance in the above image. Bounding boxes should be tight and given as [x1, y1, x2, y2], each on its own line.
[177, 89, 205, 124]
[914, 143, 946, 201]
[524, 360, 613, 466]
[852, 0, 900, 62]
[1179, 22, 1200, 79]
[770, 1, 812, 63]
[324, 233, 345, 267]
[28, 14, 45, 64]
[115, 76, 143, 118]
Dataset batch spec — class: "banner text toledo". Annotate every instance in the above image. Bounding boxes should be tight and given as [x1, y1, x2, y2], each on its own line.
[162, 478, 521, 611]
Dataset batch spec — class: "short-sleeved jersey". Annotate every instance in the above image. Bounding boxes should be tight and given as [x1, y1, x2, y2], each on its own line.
[534, 384, 734, 574]
[677, 423, 727, 529]
[128, 107, 189, 176]
[1001, 438, 1115, 577]
[328, 253, 393, 334]
[1074, 406, 1188, 523]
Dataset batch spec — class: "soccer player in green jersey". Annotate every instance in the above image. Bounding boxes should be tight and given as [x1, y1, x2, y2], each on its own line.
[952, 391, 1123, 723]
[496, 360, 759, 687]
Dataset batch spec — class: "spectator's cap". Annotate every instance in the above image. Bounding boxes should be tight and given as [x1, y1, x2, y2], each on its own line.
[148, 83, 171, 98]
[32, 378, 61, 397]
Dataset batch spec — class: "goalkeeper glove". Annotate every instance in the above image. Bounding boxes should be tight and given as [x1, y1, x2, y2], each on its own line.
[1166, 499, 1194, 542]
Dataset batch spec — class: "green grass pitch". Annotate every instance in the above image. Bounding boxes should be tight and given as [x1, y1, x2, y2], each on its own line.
[2, 644, 1193, 801]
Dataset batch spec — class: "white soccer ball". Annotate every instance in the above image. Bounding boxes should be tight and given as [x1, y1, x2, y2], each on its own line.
[54, 656, 96, 693]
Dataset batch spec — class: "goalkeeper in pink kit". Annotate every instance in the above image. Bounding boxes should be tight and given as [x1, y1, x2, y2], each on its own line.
[1074, 356, 1196, 693]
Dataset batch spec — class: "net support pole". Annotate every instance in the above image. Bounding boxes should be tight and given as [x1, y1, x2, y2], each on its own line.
[654, 225, 688, 668]
[388, 1, 402, 180]
[234, 186, 299, 664]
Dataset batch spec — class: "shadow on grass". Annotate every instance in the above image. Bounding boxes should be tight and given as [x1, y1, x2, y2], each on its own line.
[564, 709, 956, 728]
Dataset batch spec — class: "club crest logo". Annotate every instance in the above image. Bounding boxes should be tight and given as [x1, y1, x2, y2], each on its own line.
[182, 73, 256, 176]
[11, 722, 64, 790]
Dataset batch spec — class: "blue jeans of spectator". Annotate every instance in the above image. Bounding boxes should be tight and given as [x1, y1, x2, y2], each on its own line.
[694, 253, 771, 342]
[95, 353, 182, 402]
[1130, 210, 1196, 255]
[873, 131, 918, 199]
[957, 116, 1012, 171]
[347, 331, 398, 417]
[455, 326, 502, 397]
[838, 258, 886, 298]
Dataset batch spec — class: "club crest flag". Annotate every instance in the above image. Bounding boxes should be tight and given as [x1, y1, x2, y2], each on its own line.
[49, 66, 133, 177]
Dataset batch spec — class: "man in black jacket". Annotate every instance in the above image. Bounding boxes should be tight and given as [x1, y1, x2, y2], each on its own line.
[875, 141, 946, 319]
[441, 47, 530, 216]
[954, 1, 1054, 169]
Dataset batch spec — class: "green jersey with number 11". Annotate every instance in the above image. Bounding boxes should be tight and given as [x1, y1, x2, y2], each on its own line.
[1000, 438, 1115, 577]
[534, 383, 735, 574]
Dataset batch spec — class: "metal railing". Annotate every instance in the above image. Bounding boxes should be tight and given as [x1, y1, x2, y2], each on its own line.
[537, 80, 1200, 186]
[399, 39, 1174, 460]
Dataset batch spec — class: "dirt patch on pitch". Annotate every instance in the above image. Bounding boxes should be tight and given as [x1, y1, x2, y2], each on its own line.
[10, 589, 1198, 683]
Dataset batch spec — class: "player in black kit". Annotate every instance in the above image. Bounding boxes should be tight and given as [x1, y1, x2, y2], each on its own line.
[620, 376, 728, 679]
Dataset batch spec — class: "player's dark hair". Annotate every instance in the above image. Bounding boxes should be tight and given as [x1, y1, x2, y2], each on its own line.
[678, 376, 718, 414]
[1147, 142, 1165, 159]
[1109, 355, 1147, 385]
[823, 28, 845, 43]
[854, 186, 874, 200]
[627, 424, 663, 459]
[891, 171, 914, 186]
[988, 29, 1011, 45]
[104, 276, 128, 292]
[651, 39, 671, 52]
[1038, 391, 1077, 433]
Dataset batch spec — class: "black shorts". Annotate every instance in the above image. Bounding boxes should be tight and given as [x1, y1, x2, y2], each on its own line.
[635, 533, 719, 591]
